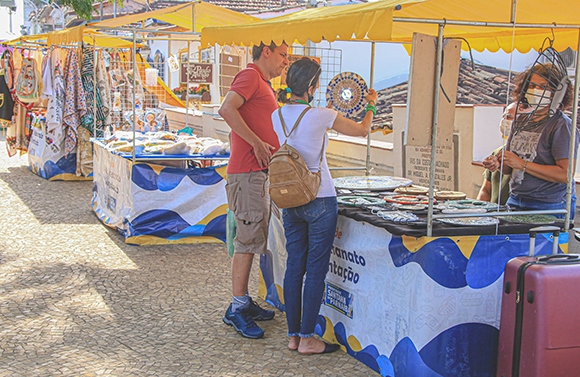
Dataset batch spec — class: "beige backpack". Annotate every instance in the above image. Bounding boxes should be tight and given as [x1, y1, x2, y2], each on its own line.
[269, 107, 325, 209]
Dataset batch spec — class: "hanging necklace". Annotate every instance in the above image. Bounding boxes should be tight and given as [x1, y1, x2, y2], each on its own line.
[288, 99, 311, 106]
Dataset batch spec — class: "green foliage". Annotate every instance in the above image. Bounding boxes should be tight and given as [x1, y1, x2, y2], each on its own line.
[53, 0, 123, 21]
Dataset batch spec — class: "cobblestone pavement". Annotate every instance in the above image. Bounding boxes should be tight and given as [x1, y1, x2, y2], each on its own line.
[0, 140, 377, 377]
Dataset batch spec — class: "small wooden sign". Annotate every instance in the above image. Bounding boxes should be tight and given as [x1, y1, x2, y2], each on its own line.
[180, 63, 213, 84]
[405, 144, 456, 191]
[280, 55, 321, 85]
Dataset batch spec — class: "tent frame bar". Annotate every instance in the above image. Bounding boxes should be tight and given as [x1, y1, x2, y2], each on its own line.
[393, 17, 580, 30]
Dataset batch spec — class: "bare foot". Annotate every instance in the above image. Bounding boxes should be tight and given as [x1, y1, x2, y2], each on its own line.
[298, 337, 338, 355]
[288, 336, 300, 350]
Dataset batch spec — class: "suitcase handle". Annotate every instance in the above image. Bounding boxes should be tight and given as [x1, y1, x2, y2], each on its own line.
[536, 254, 580, 264]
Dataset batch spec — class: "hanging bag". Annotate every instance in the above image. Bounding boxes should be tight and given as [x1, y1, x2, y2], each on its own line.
[269, 107, 325, 209]
[15, 57, 40, 103]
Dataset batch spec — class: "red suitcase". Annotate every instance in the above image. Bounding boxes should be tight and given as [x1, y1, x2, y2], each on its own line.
[497, 253, 580, 377]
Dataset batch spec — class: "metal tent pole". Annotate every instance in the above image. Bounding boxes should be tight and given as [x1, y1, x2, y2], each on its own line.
[365, 41, 375, 176]
[427, 23, 445, 237]
[564, 29, 580, 230]
[92, 37, 98, 138]
[132, 31, 137, 163]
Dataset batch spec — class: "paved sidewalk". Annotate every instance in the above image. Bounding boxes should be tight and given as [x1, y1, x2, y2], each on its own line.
[0, 141, 376, 377]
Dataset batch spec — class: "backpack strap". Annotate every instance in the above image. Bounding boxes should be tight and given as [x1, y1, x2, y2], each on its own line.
[277, 106, 326, 173]
[278, 106, 311, 140]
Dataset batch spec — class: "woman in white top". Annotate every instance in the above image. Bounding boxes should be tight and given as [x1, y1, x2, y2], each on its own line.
[271, 58, 378, 355]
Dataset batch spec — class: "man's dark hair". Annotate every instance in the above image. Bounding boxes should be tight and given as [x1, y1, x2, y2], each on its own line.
[251, 41, 284, 61]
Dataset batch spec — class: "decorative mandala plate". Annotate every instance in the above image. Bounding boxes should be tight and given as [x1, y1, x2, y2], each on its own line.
[326, 72, 368, 118]
[445, 200, 500, 210]
[435, 191, 467, 200]
[499, 214, 557, 224]
[333, 176, 412, 191]
[437, 217, 500, 227]
[395, 185, 430, 195]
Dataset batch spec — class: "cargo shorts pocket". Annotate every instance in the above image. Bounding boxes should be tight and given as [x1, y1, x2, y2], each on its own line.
[234, 210, 266, 249]
[225, 181, 240, 212]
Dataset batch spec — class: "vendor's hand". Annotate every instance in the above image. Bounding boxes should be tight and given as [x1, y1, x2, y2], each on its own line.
[482, 155, 500, 172]
[366, 89, 378, 105]
[498, 149, 525, 170]
[326, 100, 334, 109]
[252, 141, 276, 168]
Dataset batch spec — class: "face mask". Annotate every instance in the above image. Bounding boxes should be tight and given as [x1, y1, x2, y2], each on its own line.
[308, 94, 314, 103]
[525, 88, 552, 108]
[500, 118, 512, 138]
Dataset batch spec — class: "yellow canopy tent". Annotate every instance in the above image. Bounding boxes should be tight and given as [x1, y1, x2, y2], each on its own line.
[4, 26, 140, 48]
[88, 1, 260, 32]
[200, 0, 406, 47]
[200, 0, 580, 53]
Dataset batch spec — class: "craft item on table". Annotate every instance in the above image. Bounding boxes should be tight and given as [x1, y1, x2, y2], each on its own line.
[326, 72, 368, 118]
[337, 196, 386, 207]
[444, 199, 500, 211]
[436, 217, 500, 227]
[375, 210, 419, 224]
[365, 203, 398, 213]
[498, 214, 557, 224]
[384, 194, 432, 205]
[435, 191, 467, 200]
[162, 141, 190, 155]
[154, 131, 178, 141]
[395, 185, 430, 195]
[333, 176, 413, 191]
[442, 208, 487, 214]
[351, 190, 380, 197]
[397, 204, 428, 212]
[123, 110, 145, 132]
[144, 109, 165, 132]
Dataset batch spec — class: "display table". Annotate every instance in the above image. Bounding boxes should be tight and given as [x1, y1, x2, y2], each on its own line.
[28, 122, 91, 181]
[260, 206, 567, 377]
[91, 142, 228, 245]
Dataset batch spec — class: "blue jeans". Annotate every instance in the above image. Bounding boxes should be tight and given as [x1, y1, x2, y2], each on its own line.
[507, 194, 576, 220]
[282, 196, 338, 338]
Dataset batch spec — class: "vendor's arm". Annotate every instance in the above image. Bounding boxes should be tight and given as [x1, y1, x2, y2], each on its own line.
[218, 91, 275, 168]
[477, 175, 492, 202]
[331, 89, 378, 137]
[500, 149, 572, 183]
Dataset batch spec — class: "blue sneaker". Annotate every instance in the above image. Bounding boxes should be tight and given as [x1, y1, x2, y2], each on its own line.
[223, 304, 264, 339]
[246, 300, 275, 321]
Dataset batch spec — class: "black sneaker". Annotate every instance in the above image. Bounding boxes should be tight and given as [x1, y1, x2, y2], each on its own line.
[222, 304, 264, 339]
[245, 300, 275, 321]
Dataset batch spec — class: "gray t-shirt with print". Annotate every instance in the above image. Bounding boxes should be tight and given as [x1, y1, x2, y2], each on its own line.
[507, 111, 579, 203]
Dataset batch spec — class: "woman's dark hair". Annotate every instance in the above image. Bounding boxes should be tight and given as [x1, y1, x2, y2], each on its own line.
[512, 62, 573, 110]
[276, 58, 321, 103]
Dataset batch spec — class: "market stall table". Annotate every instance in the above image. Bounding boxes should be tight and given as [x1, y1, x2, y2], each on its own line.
[259, 205, 567, 377]
[91, 140, 229, 245]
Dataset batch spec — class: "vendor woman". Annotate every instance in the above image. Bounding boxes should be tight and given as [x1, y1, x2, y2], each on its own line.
[483, 60, 579, 219]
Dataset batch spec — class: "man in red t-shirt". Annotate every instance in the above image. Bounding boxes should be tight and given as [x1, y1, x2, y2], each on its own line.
[219, 41, 288, 339]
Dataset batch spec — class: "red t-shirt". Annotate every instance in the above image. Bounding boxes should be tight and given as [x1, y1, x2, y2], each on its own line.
[226, 64, 280, 174]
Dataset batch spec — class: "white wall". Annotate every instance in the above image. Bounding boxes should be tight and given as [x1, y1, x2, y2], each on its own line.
[0, 0, 24, 40]
[472, 105, 506, 162]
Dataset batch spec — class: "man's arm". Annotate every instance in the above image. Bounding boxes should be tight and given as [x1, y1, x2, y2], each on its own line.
[218, 91, 275, 168]
[477, 177, 492, 202]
